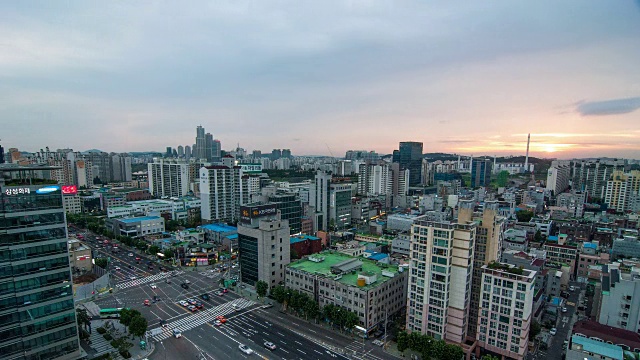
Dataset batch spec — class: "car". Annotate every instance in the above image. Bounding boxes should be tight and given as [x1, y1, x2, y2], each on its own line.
[150, 284, 157, 289]
[115, 266, 121, 271]
[179, 300, 189, 307]
[130, 276, 137, 280]
[216, 291, 224, 296]
[214, 320, 222, 326]
[187, 298, 197, 305]
[222, 288, 228, 293]
[187, 305, 197, 312]
[216, 316, 227, 323]
[232, 304, 240, 311]
[129, 253, 133, 257]
[562, 307, 568, 313]
[144, 299, 150, 306]
[195, 302, 204, 309]
[136, 257, 141, 260]
[239, 344, 253, 355]
[264, 341, 276, 350]
[372, 340, 384, 347]
[374, 330, 384, 338]
[550, 328, 557, 336]
[128, 265, 133, 269]
[201, 294, 210, 301]
[181, 283, 189, 289]
[569, 285, 575, 292]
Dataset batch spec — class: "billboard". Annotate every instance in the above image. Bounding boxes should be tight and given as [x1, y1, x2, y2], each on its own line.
[240, 204, 277, 224]
[62, 185, 78, 195]
[239, 163, 262, 174]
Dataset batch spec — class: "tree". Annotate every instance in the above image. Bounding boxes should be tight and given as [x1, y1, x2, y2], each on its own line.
[343, 311, 359, 332]
[534, 230, 543, 242]
[397, 331, 409, 353]
[529, 319, 541, 341]
[304, 300, 320, 321]
[442, 344, 464, 360]
[271, 285, 286, 303]
[481, 355, 500, 360]
[148, 245, 160, 256]
[95, 258, 108, 269]
[163, 248, 175, 259]
[119, 309, 141, 328]
[256, 280, 268, 299]
[76, 308, 91, 333]
[516, 210, 534, 223]
[129, 315, 148, 339]
[165, 220, 180, 232]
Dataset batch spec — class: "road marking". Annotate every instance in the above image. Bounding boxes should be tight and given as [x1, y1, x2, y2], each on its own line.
[295, 340, 302, 345]
[297, 349, 307, 354]
[277, 332, 285, 337]
[280, 348, 289, 354]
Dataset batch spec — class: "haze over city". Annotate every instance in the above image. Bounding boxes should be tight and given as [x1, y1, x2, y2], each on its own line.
[1, 1, 640, 159]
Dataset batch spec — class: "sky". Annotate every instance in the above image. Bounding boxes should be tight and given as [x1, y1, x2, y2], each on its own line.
[1, 1, 640, 159]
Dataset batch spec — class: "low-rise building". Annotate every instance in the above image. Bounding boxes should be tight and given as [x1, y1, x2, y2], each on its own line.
[290, 234, 322, 259]
[63, 194, 82, 214]
[391, 234, 410, 256]
[68, 239, 92, 273]
[566, 334, 624, 360]
[387, 213, 419, 232]
[199, 223, 237, 245]
[503, 228, 527, 251]
[285, 251, 408, 332]
[611, 235, 640, 260]
[572, 319, 640, 354]
[543, 243, 578, 279]
[105, 215, 165, 238]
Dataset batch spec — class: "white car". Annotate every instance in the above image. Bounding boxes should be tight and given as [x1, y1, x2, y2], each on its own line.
[129, 253, 133, 257]
[115, 266, 121, 271]
[178, 300, 189, 307]
[239, 344, 253, 355]
[562, 307, 567, 313]
[569, 285, 575, 292]
[129, 276, 137, 280]
[550, 328, 557, 336]
[150, 284, 157, 289]
[264, 341, 276, 350]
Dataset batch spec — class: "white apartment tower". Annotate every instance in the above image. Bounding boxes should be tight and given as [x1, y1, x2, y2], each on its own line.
[357, 162, 392, 196]
[148, 158, 190, 198]
[546, 160, 571, 195]
[200, 165, 241, 223]
[476, 263, 536, 360]
[407, 218, 476, 345]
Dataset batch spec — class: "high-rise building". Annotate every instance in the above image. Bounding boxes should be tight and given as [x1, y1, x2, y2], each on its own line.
[392, 141, 423, 186]
[345, 150, 379, 162]
[200, 165, 241, 223]
[148, 158, 190, 198]
[476, 262, 536, 360]
[194, 125, 206, 160]
[282, 149, 292, 159]
[165, 147, 173, 157]
[111, 153, 132, 182]
[309, 171, 331, 232]
[0, 143, 4, 164]
[470, 159, 492, 188]
[0, 165, 81, 360]
[238, 204, 290, 288]
[271, 149, 282, 160]
[177, 145, 184, 158]
[212, 139, 222, 163]
[252, 150, 262, 159]
[184, 145, 191, 159]
[571, 160, 623, 199]
[358, 162, 392, 196]
[258, 187, 302, 235]
[546, 160, 571, 195]
[597, 262, 640, 333]
[204, 133, 214, 161]
[407, 218, 476, 347]
[604, 170, 640, 213]
[458, 200, 505, 340]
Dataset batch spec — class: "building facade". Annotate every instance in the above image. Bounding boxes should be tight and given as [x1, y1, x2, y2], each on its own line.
[200, 165, 241, 223]
[148, 158, 190, 198]
[597, 263, 640, 333]
[0, 169, 81, 360]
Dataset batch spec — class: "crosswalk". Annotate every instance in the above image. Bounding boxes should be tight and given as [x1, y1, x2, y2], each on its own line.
[115, 270, 184, 290]
[344, 340, 387, 360]
[149, 298, 256, 341]
[199, 269, 221, 280]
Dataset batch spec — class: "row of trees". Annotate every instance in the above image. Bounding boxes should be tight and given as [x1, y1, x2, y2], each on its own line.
[119, 308, 148, 339]
[269, 285, 359, 332]
[396, 331, 464, 360]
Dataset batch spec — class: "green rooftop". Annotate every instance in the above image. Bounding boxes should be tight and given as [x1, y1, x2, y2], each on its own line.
[288, 251, 403, 290]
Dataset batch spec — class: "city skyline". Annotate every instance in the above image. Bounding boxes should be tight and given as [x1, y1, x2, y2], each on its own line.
[1, 1, 639, 159]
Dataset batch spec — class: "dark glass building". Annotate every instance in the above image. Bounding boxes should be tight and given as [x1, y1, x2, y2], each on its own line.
[393, 141, 423, 186]
[0, 166, 81, 360]
[471, 159, 492, 188]
[267, 192, 302, 235]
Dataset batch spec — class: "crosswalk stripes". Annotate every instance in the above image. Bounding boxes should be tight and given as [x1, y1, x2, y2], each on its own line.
[344, 341, 387, 360]
[148, 298, 256, 341]
[115, 270, 184, 290]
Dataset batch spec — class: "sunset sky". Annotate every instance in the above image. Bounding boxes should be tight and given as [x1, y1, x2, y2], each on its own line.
[1, 1, 639, 159]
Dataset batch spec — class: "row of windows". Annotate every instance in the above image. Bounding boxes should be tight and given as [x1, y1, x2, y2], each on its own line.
[0, 323, 76, 357]
[0, 227, 66, 246]
[0, 312, 75, 343]
[0, 256, 69, 280]
[0, 212, 65, 229]
[0, 270, 70, 296]
[0, 192, 63, 213]
[0, 241, 68, 262]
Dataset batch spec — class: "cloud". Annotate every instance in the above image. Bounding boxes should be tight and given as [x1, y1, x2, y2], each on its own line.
[576, 97, 640, 116]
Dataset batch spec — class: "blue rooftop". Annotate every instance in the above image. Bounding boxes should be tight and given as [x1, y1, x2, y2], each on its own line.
[368, 253, 388, 261]
[290, 234, 321, 244]
[551, 297, 562, 306]
[226, 234, 238, 240]
[119, 216, 162, 223]
[584, 242, 597, 249]
[200, 223, 237, 233]
[571, 335, 623, 360]
[547, 236, 558, 241]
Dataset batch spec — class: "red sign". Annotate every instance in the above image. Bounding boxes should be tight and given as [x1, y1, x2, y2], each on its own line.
[62, 185, 78, 195]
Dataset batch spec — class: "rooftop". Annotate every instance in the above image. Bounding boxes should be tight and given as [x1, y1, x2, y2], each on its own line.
[290, 234, 321, 244]
[573, 319, 640, 351]
[288, 251, 403, 290]
[118, 216, 162, 223]
[200, 223, 237, 233]
[571, 334, 623, 360]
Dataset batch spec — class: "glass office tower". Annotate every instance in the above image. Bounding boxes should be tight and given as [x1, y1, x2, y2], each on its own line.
[0, 166, 81, 360]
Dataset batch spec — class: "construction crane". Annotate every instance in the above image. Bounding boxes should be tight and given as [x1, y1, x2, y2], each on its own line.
[325, 143, 335, 158]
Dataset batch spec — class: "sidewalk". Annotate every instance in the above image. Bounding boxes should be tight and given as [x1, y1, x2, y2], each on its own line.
[82, 318, 155, 360]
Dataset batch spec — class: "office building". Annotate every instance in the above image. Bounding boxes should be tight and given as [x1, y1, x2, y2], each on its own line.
[62, 193, 82, 214]
[407, 218, 476, 346]
[392, 141, 423, 186]
[105, 215, 165, 238]
[597, 263, 640, 333]
[471, 159, 492, 188]
[357, 162, 392, 196]
[285, 251, 407, 332]
[0, 166, 81, 360]
[148, 158, 190, 198]
[309, 171, 331, 232]
[237, 204, 290, 288]
[200, 165, 241, 223]
[546, 160, 571, 195]
[476, 263, 536, 360]
[458, 200, 506, 340]
[258, 187, 302, 235]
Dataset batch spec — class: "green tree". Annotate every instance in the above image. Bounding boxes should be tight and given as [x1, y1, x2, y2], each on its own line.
[516, 210, 534, 223]
[481, 355, 500, 360]
[95, 258, 108, 269]
[148, 245, 160, 256]
[165, 220, 180, 232]
[534, 230, 543, 242]
[497, 170, 509, 187]
[129, 315, 148, 339]
[529, 319, 541, 341]
[119, 309, 141, 328]
[343, 311, 359, 332]
[304, 300, 320, 321]
[256, 280, 268, 299]
[76, 308, 91, 332]
[163, 248, 175, 259]
[430, 339, 446, 360]
[397, 331, 409, 353]
[271, 285, 286, 303]
[442, 344, 464, 360]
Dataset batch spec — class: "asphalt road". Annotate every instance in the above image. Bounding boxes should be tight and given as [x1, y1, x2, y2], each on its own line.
[536, 282, 582, 360]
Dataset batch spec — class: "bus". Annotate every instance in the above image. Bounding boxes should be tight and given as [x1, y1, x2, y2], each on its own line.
[99, 308, 128, 319]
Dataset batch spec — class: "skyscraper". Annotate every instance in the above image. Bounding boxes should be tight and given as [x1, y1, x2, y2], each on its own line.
[194, 125, 206, 160]
[393, 141, 423, 186]
[200, 165, 241, 223]
[148, 158, 191, 198]
[184, 145, 191, 159]
[0, 165, 82, 360]
[282, 149, 292, 158]
[177, 145, 184, 157]
[0, 143, 4, 164]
